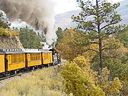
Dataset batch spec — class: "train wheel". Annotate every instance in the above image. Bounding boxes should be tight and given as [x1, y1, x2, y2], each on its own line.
[0, 74, 3, 78]
[52, 62, 55, 66]
[25, 68, 29, 72]
[42, 65, 44, 68]
[32, 67, 35, 70]
[41, 65, 44, 68]
[47, 64, 50, 67]
[38, 65, 41, 69]
[14, 70, 17, 74]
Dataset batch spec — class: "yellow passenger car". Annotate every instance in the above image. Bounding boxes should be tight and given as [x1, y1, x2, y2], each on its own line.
[25, 51, 42, 67]
[0, 51, 5, 73]
[41, 51, 53, 65]
[5, 51, 26, 71]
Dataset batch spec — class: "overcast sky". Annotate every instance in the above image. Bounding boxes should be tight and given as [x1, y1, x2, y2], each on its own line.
[10, 0, 124, 28]
[54, 0, 124, 14]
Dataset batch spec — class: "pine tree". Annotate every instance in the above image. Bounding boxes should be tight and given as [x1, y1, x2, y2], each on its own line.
[0, 12, 10, 29]
[72, 0, 128, 70]
[56, 27, 64, 46]
[19, 26, 42, 49]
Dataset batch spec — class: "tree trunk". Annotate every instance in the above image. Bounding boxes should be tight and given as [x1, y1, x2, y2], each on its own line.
[96, 0, 103, 70]
[99, 38, 103, 70]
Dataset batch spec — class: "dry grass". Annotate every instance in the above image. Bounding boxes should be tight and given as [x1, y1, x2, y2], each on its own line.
[0, 66, 67, 96]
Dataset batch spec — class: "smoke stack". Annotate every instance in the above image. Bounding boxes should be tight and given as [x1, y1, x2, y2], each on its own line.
[0, 0, 56, 46]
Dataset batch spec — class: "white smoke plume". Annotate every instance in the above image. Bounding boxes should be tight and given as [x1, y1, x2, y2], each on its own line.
[0, 0, 56, 46]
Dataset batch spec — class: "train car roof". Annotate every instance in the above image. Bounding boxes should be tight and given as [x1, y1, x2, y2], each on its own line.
[0, 49, 24, 55]
[38, 49, 52, 53]
[0, 49, 52, 54]
[22, 49, 52, 53]
[24, 51, 41, 53]
[0, 51, 5, 55]
[38, 49, 50, 51]
[5, 51, 25, 55]
[0, 49, 5, 54]
[41, 51, 52, 53]
[22, 49, 41, 53]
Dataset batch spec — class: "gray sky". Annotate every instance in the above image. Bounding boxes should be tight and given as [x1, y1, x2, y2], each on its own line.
[54, 0, 124, 14]
[10, 0, 124, 29]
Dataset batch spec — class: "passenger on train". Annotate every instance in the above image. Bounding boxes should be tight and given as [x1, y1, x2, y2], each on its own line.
[5, 55, 8, 70]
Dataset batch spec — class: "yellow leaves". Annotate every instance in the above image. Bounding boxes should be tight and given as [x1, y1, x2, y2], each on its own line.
[98, 67, 122, 95]
[7, 29, 19, 36]
[99, 67, 110, 83]
[61, 56, 122, 96]
[73, 55, 90, 68]
[56, 28, 98, 62]
[102, 77, 122, 95]
[102, 35, 127, 59]
[0, 28, 19, 37]
[0, 28, 10, 37]
[61, 56, 105, 96]
[57, 28, 84, 61]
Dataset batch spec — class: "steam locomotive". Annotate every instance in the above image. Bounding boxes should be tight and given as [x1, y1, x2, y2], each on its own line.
[0, 48, 61, 77]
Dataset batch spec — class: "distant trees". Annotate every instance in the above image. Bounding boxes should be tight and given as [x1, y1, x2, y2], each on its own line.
[55, 27, 64, 46]
[19, 26, 42, 49]
[0, 12, 10, 29]
[72, 0, 128, 70]
[0, 12, 17, 37]
[114, 30, 128, 48]
[57, 28, 93, 61]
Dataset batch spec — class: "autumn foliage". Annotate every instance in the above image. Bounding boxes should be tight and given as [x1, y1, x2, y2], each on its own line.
[56, 28, 97, 61]
[61, 56, 122, 96]
[56, 27, 128, 95]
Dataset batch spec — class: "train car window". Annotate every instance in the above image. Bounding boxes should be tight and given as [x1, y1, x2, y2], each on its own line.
[44, 53, 49, 60]
[11, 54, 25, 63]
[30, 53, 41, 61]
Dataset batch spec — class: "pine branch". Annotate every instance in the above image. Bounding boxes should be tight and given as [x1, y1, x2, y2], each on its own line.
[90, 41, 99, 44]
[101, 47, 119, 51]
[100, 22, 116, 30]
[85, 48, 99, 53]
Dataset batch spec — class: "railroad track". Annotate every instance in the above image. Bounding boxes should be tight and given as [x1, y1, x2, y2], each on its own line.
[0, 70, 32, 81]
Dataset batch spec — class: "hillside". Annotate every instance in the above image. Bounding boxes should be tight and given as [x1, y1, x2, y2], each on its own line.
[55, 0, 128, 30]
[0, 29, 23, 49]
[0, 35, 23, 49]
[55, 10, 80, 30]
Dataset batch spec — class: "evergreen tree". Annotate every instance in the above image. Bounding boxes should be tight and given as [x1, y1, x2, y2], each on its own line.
[72, 0, 128, 70]
[0, 12, 10, 29]
[56, 27, 64, 46]
[19, 26, 42, 49]
[114, 30, 128, 48]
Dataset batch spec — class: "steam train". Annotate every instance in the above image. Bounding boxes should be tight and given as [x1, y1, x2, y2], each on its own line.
[0, 48, 61, 77]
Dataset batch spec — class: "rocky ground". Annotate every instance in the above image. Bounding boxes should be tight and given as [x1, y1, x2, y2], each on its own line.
[0, 35, 23, 49]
